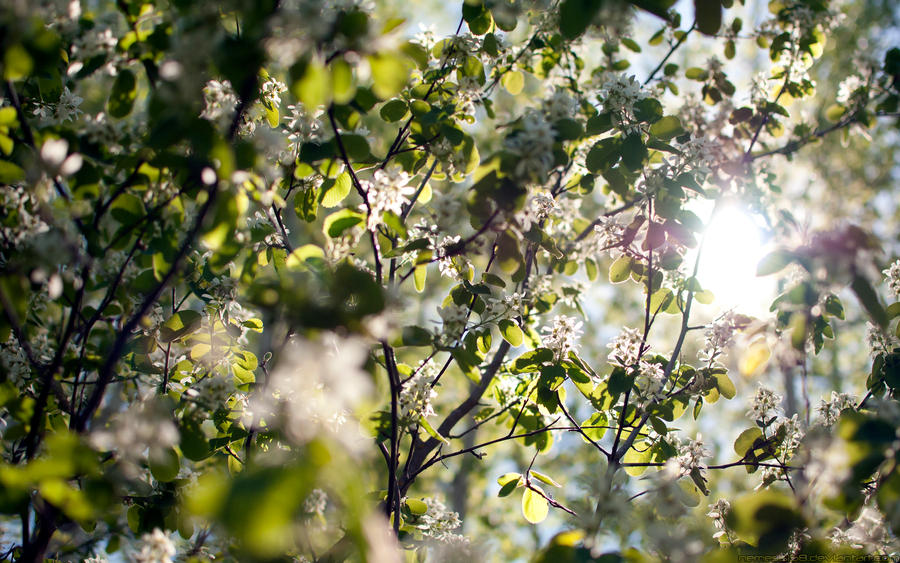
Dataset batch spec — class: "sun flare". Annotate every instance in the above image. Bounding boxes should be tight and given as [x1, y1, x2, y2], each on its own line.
[693, 203, 776, 317]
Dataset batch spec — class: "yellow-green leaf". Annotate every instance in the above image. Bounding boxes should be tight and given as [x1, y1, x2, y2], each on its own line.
[159, 310, 203, 343]
[522, 487, 549, 524]
[320, 172, 352, 208]
[739, 339, 770, 376]
[609, 255, 632, 284]
[498, 319, 524, 347]
[502, 71, 524, 95]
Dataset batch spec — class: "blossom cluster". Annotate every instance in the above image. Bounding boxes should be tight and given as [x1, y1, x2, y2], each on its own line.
[596, 73, 646, 133]
[816, 391, 856, 427]
[200, 79, 238, 123]
[417, 497, 464, 543]
[607, 327, 643, 368]
[746, 385, 781, 423]
[134, 528, 176, 563]
[398, 362, 438, 425]
[363, 167, 415, 231]
[542, 315, 583, 361]
[883, 259, 900, 296]
[504, 109, 556, 184]
[706, 499, 731, 542]
[699, 311, 745, 364]
[671, 434, 710, 477]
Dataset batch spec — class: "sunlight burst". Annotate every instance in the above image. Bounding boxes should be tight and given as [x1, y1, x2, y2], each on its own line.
[694, 203, 776, 317]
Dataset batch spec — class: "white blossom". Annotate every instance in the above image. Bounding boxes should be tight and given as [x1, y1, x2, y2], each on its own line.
[57, 87, 84, 122]
[672, 434, 710, 477]
[134, 528, 175, 563]
[259, 76, 287, 108]
[40, 138, 82, 177]
[634, 360, 667, 408]
[437, 303, 468, 343]
[89, 399, 179, 465]
[541, 315, 583, 360]
[543, 88, 578, 121]
[837, 75, 866, 106]
[200, 79, 238, 122]
[504, 109, 556, 184]
[250, 333, 372, 452]
[699, 311, 745, 363]
[835, 506, 897, 553]
[399, 362, 438, 424]
[417, 498, 463, 542]
[804, 435, 851, 499]
[706, 499, 731, 541]
[363, 167, 415, 231]
[746, 385, 781, 422]
[883, 259, 900, 296]
[597, 73, 647, 132]
[303, 488, 328, 517]
[866, 321, 895, 356]
[607, 327, 643, 368]
[816, 391, 855, 427]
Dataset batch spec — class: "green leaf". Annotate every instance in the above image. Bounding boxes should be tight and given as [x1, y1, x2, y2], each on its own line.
[292, 57, 331, 109]
[580, 412, 607, 442]
[369, 52, 410, 99]
[694, 0, 722, 35]
[498, 472, 522, 497]
[462, 1, 493, 35]
[405, 498, 428, 515]
[149, 448, 180, 482]
[400, 325, 433, 347]
[685, 67, 709, 80]
[628, 0, 677, 20]
[825, 295, 845, 319]
[419, 416, 449, 444]
[585, 138, 620, 173]
[559, 0, 603, 39]
[285, 244, 325, 269]
[852, 275, 888, 327]
[158, 310, 202, 343]
[522, 487, 549, 524]
[0, 107, 17, 127]
[320, 172, 352, 208]
[108, 69, 137, 119]
[633, 98, 663, 123]
[728, 490, 802, 550]
[756, 249, 796, 276]
[0, 160, 25, 183]
[330, 58, 356, 104]
[648, 116, 685, 140]
[887, 302, 900, 320]
[323, 208, 365, 238]
[530, 470, 561, 488]
[110, 192, 146, 225]
[3, 44, 33, 81]
[379, 99, 408, 122]
[621, 133, 646, 170]
[512, 348, 554, 373]
[414, 263, 427, 292]
[0, 134, 13, 155]
[501, 71, 524, 95]
[483, 273, 506, 287]
[264, 103, 279, 128]
[498, 479, 521, 497]
[713, 371, 736, 399]
[733, 427, 763, 457]
[499, 319, 524, 347]
[294, 184, 319, 222]
[609, 255, 632, 283]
